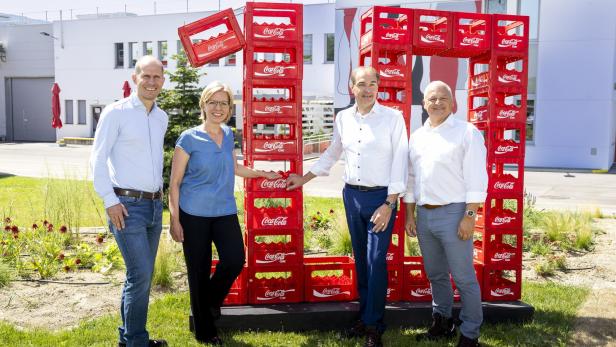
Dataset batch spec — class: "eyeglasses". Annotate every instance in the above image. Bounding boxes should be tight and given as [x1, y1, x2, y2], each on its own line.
[206, 100, 230, 108]
[426, 97, 450, 104]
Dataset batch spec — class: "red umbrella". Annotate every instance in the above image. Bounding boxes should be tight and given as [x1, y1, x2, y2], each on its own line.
[122, 80, 131, 98]
[51, 82, 62, 129]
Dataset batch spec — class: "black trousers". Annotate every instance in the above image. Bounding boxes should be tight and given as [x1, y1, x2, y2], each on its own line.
[179, 209, 245, 340]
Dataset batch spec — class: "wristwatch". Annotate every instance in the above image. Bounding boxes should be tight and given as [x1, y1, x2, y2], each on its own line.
[384, 200, 397, 210]
[465, 210, 477, 218]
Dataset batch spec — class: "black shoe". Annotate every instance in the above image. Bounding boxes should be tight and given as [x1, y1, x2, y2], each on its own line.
[199, 336, 223, 346]
[340, 319, 367, 339]
[364, 327, 383, 347]
[118, 339, 168, 347]
[457, 334, 481, 347]
[416, 312, 456, 341]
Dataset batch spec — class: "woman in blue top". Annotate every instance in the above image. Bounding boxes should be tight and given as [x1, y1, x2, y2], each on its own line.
[168, 81, 279, 345]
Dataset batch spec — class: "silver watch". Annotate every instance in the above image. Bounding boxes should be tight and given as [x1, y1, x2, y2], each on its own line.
[465, 210, 476, 218]
[384, 200, 397, 210]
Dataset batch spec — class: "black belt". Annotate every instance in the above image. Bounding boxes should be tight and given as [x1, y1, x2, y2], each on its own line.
[345, 184, 387, 192]
[114, 188, 162, 200]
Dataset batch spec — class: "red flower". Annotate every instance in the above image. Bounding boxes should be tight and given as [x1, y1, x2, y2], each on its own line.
[316, 211, 321, 215]
[3, 217, 10, 223]
[12, 233, 18, 239]
[43, 220, 49, 226]
[75, 258, 82, 265]
[96, 235, 104, 244]
[3, 225, 10, 231]
[59, 225, 67, 233]
[32, 223, 39, 229]
[10, 226, 18, 233]
[47, 225, 54, 232]
[329, 209, 335, 214]
[63, 265, 71, 272]
[58, 253, 65, 260]
[312, 216, 318, 221]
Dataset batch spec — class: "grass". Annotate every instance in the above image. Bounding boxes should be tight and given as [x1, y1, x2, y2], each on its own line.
[0, 282, 587, 346]
[152, 237, 181, 289]
[0, 260, 14, 288]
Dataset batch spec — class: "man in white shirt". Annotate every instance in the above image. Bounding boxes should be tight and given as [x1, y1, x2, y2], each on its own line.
[91, 56, 168, 347]
[287, 66, 408, 347]
[404, 81, 487, 347]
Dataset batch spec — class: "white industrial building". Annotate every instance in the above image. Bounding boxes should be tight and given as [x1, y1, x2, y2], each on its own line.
[0, 3, 334, 141]
[335, 0, 616, 171]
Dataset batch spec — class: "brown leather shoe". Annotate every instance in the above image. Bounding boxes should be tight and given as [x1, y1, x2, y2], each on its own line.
[416, 312, 456, 341]
[364, 327, 383, 347]
[340, 319, 366, 339]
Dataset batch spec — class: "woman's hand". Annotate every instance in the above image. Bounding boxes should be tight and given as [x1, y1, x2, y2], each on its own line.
[170, 218, 184, 243]
[260, 170, 282, 180]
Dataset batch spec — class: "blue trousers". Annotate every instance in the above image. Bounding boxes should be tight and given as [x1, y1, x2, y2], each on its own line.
[416, 203, 483, 339]
[110, 195, 163, 347]
[342, 185, 396, 333]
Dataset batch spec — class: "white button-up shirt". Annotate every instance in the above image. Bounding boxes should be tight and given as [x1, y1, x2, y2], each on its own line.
[403, 115, 487, 205]
[90, 94, 168, 208]
[310, 101, 408, 195]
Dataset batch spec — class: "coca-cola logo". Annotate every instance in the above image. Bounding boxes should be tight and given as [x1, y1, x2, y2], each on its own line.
[255, 65, 295, 77]
[460, 36, 483, 46]
[386, 253, 394, 261]
[255, 141, 294, 153]
[498, 74, 521, 83]
[493, 216, 515, 225]
[383, 32, 403, 40]
[498, 109, 518, 119]
[257, 252, 296, 264]
[260, 178, 287, 189]
[313, 287, 350, 298]
[473, 109, 488, 120]
[254, 105, 292, 114]
[494, 181, 515, 190]
[471, 75, 488, 87]
[421, 34, 444, 44]
[380, 68, 403, 78]
[261, 216, 288, 226]
[207, 40, 224, 53]
[255, 27, 295, 39]
[411, 287, 432, 297]
[258, 289, 295, 300]
[495, 145, 517, 154]
[491, 287, 513, 296]
[492, 251, 515, 261]
[498, 38, 522, 48]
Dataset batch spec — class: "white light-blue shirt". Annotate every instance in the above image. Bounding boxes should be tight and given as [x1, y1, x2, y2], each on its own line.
[90, 93, 168, 208]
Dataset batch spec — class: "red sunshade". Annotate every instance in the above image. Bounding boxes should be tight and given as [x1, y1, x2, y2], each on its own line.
[51, 82, 62, 129]
[123, 80, 131, 98]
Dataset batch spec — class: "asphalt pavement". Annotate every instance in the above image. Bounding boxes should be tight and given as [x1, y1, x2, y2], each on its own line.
[2, 142, 616, 214]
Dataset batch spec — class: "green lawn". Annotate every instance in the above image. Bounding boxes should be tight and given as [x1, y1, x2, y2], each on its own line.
[0, 282, 587, 347]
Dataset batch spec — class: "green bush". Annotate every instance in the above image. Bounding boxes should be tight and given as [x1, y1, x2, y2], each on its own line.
[152, 237, 178, 289]
[534, 258, 556, 277]
[0, 260, 15, 288]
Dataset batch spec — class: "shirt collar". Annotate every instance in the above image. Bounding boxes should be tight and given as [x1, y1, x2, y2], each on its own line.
[353, 100, 381, 117]
[129, 93, 158, 113]
[424, 114, 455, 130]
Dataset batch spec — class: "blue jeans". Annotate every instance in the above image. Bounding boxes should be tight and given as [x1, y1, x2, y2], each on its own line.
[342, 185, 396, 333]
[416, 203, 483, 339]
[110, 195, 163, 347]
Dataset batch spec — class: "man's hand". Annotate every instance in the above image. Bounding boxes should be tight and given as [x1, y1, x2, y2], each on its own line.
[170, 219, 184, 242]
[370, 205, 392, 233]
[286, 174, 306, 190]
[107, 203, 129, 230]
[260, 170, 282, 180]
[405, 215, 417, 237]
[457, 216, 475, 241]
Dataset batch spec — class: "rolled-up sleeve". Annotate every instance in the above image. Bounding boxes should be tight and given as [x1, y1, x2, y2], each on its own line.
[90, 108, 120, 209]
[402, 140, 416, 203]
[309, 113, 344, 176]
[388, 112, 408, 195]
[463, 126, 488, 203]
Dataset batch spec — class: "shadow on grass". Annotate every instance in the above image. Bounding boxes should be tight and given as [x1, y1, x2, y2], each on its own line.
[0, 173, 15, 179]
[568, 316, 616, 346]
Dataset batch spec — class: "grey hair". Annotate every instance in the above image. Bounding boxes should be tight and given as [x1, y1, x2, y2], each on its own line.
[350, 66, 380, 86]
[424, 80, 453, 100]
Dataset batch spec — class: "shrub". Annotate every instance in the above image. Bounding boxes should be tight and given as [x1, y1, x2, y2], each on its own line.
[534, 259, 556, 277]
[329, 214, 352, 256]
[573, 227, 594, 251]
[529, 239, 551, 257]
[152, 237, 177, 289]
[0, 260, 15, 288]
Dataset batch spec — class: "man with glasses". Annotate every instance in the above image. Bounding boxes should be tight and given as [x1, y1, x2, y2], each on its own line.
[404, 81, 487, 347]
[91, 55, 168, 347]
[287, 66, 408, 347]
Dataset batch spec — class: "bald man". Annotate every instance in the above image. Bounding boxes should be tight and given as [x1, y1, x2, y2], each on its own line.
[404, 81, 487, 347]
[91, 55, 168, 347]
[287, 66, 408, 347]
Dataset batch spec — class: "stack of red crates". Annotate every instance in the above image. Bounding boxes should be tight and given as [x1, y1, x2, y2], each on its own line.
[468, 14, 529, 301]
[243, 2, 305, 305]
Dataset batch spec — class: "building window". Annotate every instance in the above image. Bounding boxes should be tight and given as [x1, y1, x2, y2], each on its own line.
[114, 43, 124, 68]
[128, 42, 138, 68]
[303, 34, 312, 64]
[65, 100, 73, 124]
[225, 53, 236, 66]
[143, 41, 153, 56]
[208, 58, 219, 66]
[526, 99, 535, 142]
[78, 100, 86, 125]
[158, 41, 168, 66]
[324, 33, 334, 63]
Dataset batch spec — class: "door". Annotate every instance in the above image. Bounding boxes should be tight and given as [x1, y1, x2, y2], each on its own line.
[10, 78, 56, 142]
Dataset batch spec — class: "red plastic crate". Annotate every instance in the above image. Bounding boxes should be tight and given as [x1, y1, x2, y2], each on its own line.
[402, 257, 432, 302]
[245, 191, 303, 231]
[386, 207, 405, 264]
[211, 260, 248, 305]
[484, 196, 524, 230]
[246, 231, 303, 266]
[178, 8, 246, 67]
[248, 170, 292, 192]
[360, 6, 411, 48]
[244, 2, 303, 44]
[452, 262, 483, 301]
[442, 12, 491, 58]
[245, 46, 302, 81]
[474, 237, 521, 267]
[387, 263, 403, 302]
[482, 265, 522, 301]
[250, 97, 298, 118]
[304, 256, 357, 302]
[248, 265, 303, 304]
[412, 9, 452, 56]
[492, 14, 529, 54]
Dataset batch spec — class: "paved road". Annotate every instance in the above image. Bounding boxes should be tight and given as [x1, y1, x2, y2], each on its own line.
[2, 142, 616, 214]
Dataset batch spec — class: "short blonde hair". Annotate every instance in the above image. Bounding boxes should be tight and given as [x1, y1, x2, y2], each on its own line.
[199, 81, 234, 123]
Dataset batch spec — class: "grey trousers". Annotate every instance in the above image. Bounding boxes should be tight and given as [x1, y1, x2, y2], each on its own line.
[416, 202, 483, 339]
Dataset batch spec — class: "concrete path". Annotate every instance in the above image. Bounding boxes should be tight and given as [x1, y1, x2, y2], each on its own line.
[2, 142, 616, 214]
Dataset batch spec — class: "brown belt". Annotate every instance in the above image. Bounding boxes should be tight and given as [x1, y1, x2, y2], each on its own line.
[422, 204, 444, 209]
[114, 188, 162, 200]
